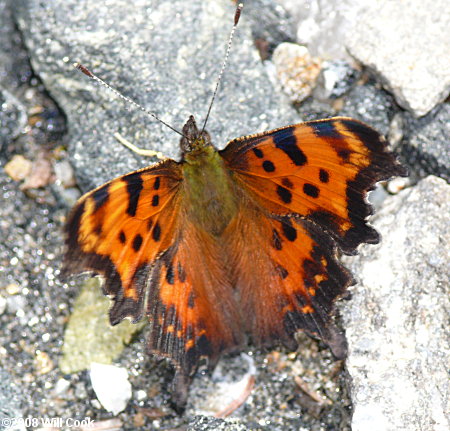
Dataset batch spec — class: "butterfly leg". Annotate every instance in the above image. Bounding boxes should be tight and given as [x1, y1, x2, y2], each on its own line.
[114, 132, 167, 160]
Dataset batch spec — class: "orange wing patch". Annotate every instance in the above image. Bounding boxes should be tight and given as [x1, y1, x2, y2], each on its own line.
[63, 160, 182, 322]
[221, 117, 408, 254]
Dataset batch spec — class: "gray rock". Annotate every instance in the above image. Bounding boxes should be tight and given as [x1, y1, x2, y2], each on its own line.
[340, 176, 450, 431]
[277, 0, 361, 61]
[0, 368, 25, 431]
[346, 0, 450, 116]
[0, 0, 31, 91]
[313, 60, 360, 101]
[339, 81, 397, 138]
[188, 416, 249, 431]
[244, 0, 296, 53]
[0, 88, 27, 152]
[400, 104, 450, 182]
[14, 0, 297, 192]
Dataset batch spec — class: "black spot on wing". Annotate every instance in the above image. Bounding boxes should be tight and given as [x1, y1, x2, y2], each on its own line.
[281, 177, 294, 189]
[303, 183, 320, 198]
[152, 221, 161, 242]
[262, 160, 275, 172]
[253, 147, 264, 158]
[165, 262, 175, 285]
[277, 185, 292, 204]
[119, 231, 126, 244]
[124, 173, 143, 217]
[319, 169, 329, 183]
[132, 233, 143, 251]
[153, 176, 160, 190]
[272, 229, 282, 250]
[92, 185, 110, 211]
[152, 195, 159, 206]
[277, 265, 289, 279]
[273, 127, 307, 166]
[281, 219, 297, 242]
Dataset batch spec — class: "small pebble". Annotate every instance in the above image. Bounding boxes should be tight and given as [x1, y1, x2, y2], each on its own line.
[4, 155, 32, 181]
[90, 362, 132, 415]
[272, 42, 322, 103]
[34, 351, 54, 374]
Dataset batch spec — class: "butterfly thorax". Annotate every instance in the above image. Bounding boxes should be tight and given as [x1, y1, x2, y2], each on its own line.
[180, 116, 239, 236]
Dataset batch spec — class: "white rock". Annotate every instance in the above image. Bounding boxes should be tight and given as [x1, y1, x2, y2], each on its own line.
[90, 362, 132, 415]
[346, 0, 450, 116]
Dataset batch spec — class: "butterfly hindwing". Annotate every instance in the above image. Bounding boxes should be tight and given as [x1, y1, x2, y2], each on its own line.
[221, 117, 408, 254]
[145, 218, 244, 404]
[224, 204, 350, 358]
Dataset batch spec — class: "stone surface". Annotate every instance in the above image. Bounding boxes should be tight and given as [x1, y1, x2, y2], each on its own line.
[313, 60, 360, 101]
[0, 89, 27, 151]
[400, 104, 450, 182]
[0, 368, 26, 431]
[339, 81, 397, 138]
[15, 0, 298, 192]
[346, 0, 450, 116]
[340, 176, 450, 431]
[245, 0, 296, 55]
[277, 0, 363, 61]
[279, 0, 449, 116]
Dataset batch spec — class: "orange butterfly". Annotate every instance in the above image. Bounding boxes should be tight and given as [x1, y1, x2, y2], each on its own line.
[63, 112, 407, 406]
[63, 2, 407, 408]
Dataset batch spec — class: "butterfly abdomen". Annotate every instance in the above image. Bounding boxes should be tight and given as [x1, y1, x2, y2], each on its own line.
[182, 145, 239, 236]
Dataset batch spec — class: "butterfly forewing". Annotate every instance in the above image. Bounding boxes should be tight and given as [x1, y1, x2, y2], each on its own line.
[221, 117, 408, 254]
[63, 160, 183, 322]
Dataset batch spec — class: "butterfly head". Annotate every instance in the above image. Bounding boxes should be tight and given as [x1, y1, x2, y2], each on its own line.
[180, 115, 212, 156]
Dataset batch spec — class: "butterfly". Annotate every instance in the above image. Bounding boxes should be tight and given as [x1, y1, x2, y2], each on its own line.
[63, 110, 407, 406]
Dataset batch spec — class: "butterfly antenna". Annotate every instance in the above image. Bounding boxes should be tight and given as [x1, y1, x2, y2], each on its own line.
[73, 63, 186, 138]
[201, 3, 244, 134]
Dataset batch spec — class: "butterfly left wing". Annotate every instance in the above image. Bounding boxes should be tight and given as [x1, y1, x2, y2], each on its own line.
[221, 117, 408, 254]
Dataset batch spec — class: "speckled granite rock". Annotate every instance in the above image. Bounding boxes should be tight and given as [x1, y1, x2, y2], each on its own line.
[340, 176, 450, 431]
[279, 0, 449, 116]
